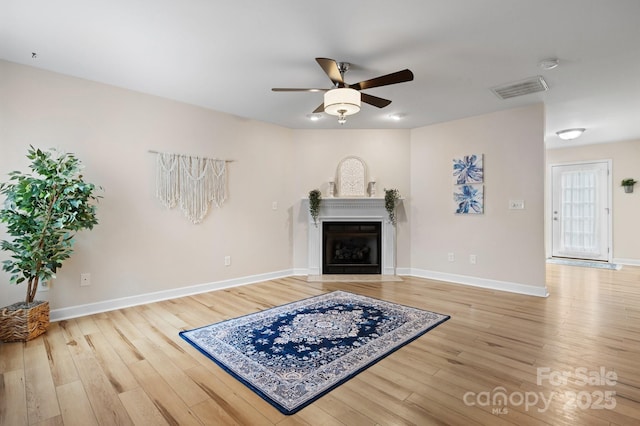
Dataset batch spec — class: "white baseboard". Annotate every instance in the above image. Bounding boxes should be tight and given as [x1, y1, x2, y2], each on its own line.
[408, 268, 549, 297]
[50, 269, 294, 321]
[396, 267, 412, 276]
[613, 258, 640, 266]
[51, 266, 549, 320]
[297, 267, 547, 297]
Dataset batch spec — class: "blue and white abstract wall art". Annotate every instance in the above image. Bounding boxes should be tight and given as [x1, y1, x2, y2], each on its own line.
[453, 154, 484, 185]
[454, 184, 484, 214]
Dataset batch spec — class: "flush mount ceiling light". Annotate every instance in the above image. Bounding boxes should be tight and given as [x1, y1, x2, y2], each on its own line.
[306, 113, 322, 122]
[388, 113, 406, 121]
[324, 88, 361, 125]
[556, 128, 586, 140]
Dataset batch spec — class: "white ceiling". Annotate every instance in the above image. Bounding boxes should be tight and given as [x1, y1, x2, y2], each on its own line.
[2, 0, 640, 148]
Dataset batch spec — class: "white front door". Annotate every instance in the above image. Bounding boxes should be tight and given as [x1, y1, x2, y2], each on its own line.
[551, 161, 611, 261]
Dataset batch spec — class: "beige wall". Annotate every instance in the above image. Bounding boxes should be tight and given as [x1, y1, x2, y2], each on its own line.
[1, 60, 549, 313]
[547, 139, 640, 264]
[410, 105, 547, 292]
[0, 60, 295, 309]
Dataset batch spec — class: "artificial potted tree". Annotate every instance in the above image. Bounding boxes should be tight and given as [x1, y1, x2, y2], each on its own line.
[621, 178, 637, 193]
[0, 146, 100, 342]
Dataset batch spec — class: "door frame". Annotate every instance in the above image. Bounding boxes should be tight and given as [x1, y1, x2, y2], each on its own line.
[546, 159, 613, 262]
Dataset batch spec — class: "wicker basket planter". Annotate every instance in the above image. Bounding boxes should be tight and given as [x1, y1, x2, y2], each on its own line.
[0, 301, 49, 342]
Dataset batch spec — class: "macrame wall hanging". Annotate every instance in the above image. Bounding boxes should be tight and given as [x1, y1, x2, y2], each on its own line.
[151, 150, 231, 224]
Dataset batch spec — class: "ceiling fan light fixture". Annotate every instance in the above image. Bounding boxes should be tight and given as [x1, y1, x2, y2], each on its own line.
[556, 128, 586, 140]
[324, 88, 361, 116]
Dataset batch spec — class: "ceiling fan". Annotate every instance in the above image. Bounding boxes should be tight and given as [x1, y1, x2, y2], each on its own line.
[272, 58, 414, 124]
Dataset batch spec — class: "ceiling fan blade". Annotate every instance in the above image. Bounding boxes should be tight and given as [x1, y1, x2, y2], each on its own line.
[312, 103, 325, 114]
[272, 88, 328, 92]
[361, 93, 392, 108]
[316, 58, 344, 86]
[350, 69, 414, 91]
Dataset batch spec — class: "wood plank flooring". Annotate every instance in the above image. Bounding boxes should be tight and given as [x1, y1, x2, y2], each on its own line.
[2, 264, 640, 425]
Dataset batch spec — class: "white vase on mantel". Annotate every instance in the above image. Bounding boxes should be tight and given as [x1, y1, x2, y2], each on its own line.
[368, 181, 377, 197]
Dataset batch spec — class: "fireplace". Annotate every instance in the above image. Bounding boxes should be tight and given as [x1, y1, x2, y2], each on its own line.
[307, 198, 397, 276]
[323, 221, 381, 274]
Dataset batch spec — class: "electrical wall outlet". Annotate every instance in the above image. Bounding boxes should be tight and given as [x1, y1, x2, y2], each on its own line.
[80, 273, 91, 286]
[470, 255, 477, 264]
[272, 201, 278, 210]
[224, 256, 231, 266]
[509, 200, 525, 209]
[448, 252, 455, 262]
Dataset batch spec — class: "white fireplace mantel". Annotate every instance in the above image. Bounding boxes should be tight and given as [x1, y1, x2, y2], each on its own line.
[306, 197, 397, 276]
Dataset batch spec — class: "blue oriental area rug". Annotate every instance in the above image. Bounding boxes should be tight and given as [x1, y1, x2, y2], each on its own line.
[179, 290, 450, 415]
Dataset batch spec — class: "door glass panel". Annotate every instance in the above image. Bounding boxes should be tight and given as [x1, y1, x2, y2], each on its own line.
[561, 170, 597, 254]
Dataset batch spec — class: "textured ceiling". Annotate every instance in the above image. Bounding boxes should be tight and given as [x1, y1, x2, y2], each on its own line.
[2, 0, 640, 148]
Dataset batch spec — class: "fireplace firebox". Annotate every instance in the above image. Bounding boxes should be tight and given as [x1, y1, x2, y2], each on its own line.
[322, 221, 382, 274]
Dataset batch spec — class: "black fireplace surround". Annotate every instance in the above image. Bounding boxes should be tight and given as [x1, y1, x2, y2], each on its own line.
[322, 221, 382, 274]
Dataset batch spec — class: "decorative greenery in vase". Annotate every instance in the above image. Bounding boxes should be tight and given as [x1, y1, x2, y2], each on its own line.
[308, 189, 322, 227]
[384, 188, 401, 225]
[1, 146, 101, 305]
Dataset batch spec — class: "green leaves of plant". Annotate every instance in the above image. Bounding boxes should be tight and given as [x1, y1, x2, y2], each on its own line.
[0, 146, 102, 303]
[384, 189, 400, 226]
[308, 189, 322, 227]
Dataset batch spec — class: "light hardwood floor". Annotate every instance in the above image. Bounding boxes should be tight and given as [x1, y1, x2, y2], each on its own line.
[1, 264, 640, 425]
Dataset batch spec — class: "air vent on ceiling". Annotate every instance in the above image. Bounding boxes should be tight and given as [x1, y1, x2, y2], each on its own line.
[491, 76, 549, 99]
